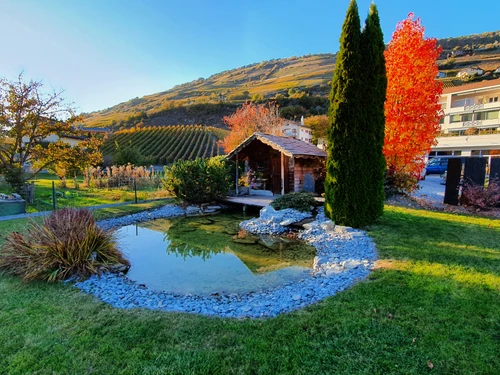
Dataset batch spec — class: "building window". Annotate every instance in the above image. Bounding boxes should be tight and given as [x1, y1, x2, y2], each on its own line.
[462, 113, 473, 122]
[475, 110, 499, 121]
[450, 114, 462, 123]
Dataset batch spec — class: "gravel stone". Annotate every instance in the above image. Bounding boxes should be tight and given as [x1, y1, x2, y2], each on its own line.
[73, 204, 378, 319]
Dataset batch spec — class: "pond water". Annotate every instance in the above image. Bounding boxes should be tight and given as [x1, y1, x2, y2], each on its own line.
[116, 212, 316, 295]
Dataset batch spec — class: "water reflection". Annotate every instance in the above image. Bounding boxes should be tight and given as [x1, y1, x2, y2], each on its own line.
[117, 213, 316, 295]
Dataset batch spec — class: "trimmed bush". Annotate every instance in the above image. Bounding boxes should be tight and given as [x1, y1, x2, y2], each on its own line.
[271, 192, 317, 212]
[162, 156, 233, 203]
[0, 208, 127, 282]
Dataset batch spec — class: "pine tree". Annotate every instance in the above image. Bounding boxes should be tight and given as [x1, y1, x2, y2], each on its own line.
[324, 0, 365, 227]
[360, 3, 387, 222]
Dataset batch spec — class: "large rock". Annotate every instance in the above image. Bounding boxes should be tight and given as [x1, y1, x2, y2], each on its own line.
[320, 220, 335, 232]
[260, 206, 277, 219]
[186, 206, 202, 215]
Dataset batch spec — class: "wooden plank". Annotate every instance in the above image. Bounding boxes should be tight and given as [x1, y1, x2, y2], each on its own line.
[281, 152, 285, 195]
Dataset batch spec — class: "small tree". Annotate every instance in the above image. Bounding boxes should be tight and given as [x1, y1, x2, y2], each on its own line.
[0, 73, 101, 190]
[304, 115, 329, 144]
[34, 137, 103, 181]
[384, 14, 444, 192]
[222, 102, 283, 152]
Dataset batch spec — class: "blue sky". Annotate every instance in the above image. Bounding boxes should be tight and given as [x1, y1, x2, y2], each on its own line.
[1, 0, 499, 113]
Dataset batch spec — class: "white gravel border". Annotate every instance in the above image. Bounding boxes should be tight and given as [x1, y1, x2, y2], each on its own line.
[73, 205, 378, 318]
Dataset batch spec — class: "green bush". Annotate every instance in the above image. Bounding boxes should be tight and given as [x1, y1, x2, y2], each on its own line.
[271, 191, 317, 212]
[384, 171, 418, 197]
[162, 156, 233, 203]
[0, 208, 128, 282]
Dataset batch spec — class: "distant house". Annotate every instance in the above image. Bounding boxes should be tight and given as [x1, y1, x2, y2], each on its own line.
[22, 133, 86, 148]
[226, 132, 326, 195]
[280, 117, 313, 143]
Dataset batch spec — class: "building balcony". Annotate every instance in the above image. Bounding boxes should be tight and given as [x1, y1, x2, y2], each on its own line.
[443, 118, 500, 130]
[434, 133, 500, 150]
[446, 101, 500, 114]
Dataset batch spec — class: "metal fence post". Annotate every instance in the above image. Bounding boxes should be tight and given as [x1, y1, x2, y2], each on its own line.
[52, 181, 57, 210]
[134, 178, 138, 204]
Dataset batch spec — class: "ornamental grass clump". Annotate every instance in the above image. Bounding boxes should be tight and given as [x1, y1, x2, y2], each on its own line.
[0, 208, 128, 282]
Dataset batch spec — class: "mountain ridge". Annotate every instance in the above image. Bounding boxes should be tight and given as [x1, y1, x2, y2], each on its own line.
[83, 31, 500, 130]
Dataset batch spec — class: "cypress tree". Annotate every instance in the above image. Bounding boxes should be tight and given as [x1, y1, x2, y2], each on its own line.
[324, 0, 365, 227]
[360, 2, 387, 222]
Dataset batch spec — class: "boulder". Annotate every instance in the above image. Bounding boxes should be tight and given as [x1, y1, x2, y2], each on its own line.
[260, 206, 277, 219]
[320, 220, 335, 232]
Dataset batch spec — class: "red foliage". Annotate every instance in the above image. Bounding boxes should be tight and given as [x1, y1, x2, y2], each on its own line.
[383, 13, 444, 182]
[222, 102, 283, 153]
[461, 179, 500, 209]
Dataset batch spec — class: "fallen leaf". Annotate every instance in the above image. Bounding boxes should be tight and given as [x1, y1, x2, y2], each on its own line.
[373, 308, 377, 313]
[428, 360, 434, 369]
[387, 313, 393, 319]
[412, 338, 416, 344]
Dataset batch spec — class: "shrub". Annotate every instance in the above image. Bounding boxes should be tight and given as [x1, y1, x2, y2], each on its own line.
[162, 156, 233, 203]
[0, 208, 128, 282]
[271, 192, 317, 212]
[384, 171, 418, 196]
[461, 179, 500, 209]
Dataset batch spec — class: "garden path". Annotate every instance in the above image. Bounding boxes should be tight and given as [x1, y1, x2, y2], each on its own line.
[0, 198, 170, 222]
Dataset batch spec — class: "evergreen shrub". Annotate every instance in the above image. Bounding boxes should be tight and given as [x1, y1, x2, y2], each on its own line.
[271, 192, 317, 212]
[162, 156, 233, 203]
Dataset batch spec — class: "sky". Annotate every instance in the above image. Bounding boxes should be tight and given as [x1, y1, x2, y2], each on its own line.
[1, 0, 499, 114]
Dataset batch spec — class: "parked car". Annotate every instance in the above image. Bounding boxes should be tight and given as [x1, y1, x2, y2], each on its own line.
[425, 158, 449, 174]
[425, 156, 467, 175]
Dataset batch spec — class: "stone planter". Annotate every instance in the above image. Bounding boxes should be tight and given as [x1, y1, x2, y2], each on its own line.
[0, 199, 26, 216]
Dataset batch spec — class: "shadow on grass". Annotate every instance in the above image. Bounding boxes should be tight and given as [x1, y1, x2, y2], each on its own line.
[1, 267, 499, 374]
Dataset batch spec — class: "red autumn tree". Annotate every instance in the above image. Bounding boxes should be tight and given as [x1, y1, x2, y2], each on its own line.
[384, 13, 444, 191]
[221, 102, 283, 153]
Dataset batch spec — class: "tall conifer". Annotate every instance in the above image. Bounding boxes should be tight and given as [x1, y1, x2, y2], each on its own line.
[324, 0, 364, 227]
[360, 3, 387, 222]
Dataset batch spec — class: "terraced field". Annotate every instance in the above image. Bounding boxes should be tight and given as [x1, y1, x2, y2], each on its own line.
[101, 125, 228, 165]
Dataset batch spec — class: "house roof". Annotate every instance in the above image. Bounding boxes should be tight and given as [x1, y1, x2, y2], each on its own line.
[226, 132, 327, 159]
[442, 77, 500, 94]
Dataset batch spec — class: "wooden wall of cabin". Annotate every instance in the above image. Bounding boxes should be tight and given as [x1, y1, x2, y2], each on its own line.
[292, 157, 326, 194]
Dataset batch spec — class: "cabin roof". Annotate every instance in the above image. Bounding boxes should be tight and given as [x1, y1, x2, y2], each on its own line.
[226, 132, 327, 159]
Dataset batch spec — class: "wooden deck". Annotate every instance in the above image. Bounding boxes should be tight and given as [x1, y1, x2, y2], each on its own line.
[220, 195, 325, 208]
[221, 196, 276, 208]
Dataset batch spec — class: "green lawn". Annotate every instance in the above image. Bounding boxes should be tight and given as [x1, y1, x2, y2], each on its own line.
[0, 205, 499, 374]
[0, 172, 170, 213]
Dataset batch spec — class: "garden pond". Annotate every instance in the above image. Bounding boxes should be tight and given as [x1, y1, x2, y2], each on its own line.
[117, 212, 317, 295]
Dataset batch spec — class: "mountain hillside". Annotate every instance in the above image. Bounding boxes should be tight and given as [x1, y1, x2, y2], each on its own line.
[83, 31, 500, 130]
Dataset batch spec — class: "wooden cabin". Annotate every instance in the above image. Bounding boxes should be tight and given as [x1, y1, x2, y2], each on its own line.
[226, 133, 327, 195]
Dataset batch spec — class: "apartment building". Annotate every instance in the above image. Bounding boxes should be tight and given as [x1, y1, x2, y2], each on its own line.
[432, 77, 500, 164]
[280, 117, 313, 143]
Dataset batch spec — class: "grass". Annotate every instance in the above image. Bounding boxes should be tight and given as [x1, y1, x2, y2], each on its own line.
[0, 173, 171, 213]
[0, 205, 499, 374]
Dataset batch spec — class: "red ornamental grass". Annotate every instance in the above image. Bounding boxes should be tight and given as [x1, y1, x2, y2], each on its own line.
[0, 208, 129, 282]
